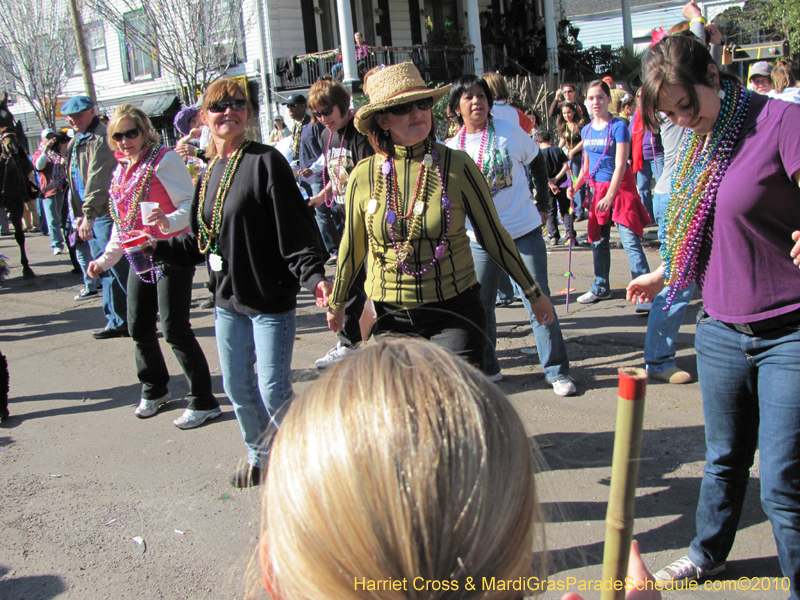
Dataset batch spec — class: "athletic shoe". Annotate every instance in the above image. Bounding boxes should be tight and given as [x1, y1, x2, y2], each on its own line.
[546, 375, 577, 396]
[654, 555, 725, 584]
[577, 290, 612, 304]
[53, 247, 64, 255]
[173, 406, 222, 429]
[74, 288, 99, 301]
[486, 371, 503, 382]
[635, 301, 653, 314]
[314, 342, 360, 369]
[134, 393, 171, 418]
[649, 366, 692, 384]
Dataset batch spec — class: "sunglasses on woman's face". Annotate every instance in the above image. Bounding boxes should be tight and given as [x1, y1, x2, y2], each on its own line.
[381, 97, 434, 116]
[207, 99, 248, 113]
[111, 127, 141, 142]
[311, 106, 336, 119]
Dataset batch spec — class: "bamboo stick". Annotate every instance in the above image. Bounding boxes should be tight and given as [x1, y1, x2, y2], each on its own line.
[600, 367, 648, 600]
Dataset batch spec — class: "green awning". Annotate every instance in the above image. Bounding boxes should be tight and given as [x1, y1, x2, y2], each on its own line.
[140, 95, 179, 117]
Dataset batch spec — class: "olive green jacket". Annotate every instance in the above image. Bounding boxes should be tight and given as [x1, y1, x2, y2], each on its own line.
[66, 117, 117, 220]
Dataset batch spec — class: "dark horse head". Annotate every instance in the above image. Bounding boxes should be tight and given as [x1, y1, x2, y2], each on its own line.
[0, 92, 16, 131]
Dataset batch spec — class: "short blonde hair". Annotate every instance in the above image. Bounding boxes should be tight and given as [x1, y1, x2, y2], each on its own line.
[260, 337, 543, 600]
[107, 104, 159, 152]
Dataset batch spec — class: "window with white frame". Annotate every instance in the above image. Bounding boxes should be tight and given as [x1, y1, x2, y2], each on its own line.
[73, 21, 108, 74]
[121, 9, 157, 81]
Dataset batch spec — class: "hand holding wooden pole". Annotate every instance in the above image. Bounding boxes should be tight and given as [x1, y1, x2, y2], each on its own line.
[600, 367, 648, 600]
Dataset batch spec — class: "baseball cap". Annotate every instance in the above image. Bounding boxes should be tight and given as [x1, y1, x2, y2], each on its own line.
[282, 94, 307, 106]
[749, 61, 773, 80]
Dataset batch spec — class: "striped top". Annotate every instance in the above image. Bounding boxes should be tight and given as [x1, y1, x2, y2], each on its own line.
[330, 140, 539, 309]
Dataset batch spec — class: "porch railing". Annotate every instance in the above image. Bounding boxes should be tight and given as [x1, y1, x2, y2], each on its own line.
[274, 45, 475, 91]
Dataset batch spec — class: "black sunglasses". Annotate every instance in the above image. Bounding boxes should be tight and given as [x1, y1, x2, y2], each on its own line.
[111, 127, 141, 142]
[207, 99, 248, 113]
[286, 103, 304, 109]
[311, 106, 335, 119]
[381, 97, 434, 116]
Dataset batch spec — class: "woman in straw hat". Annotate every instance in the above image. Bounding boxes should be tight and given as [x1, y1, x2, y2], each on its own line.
[325, 62, 554, 368]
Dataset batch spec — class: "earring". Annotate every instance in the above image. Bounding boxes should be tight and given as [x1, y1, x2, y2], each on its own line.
[383, 129, 389, 137]
[718, 89, 726, 100]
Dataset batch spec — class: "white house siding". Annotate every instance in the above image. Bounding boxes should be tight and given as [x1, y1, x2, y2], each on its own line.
[388, 0, 413, 47]
[571, 0, 742, 50]
[9, 0, 270, 146]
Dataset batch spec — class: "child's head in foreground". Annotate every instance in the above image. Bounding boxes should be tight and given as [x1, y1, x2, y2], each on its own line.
[260, 337, 542, 600]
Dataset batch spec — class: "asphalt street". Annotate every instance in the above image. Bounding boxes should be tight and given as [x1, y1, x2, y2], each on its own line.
[0, 223, 782, 599]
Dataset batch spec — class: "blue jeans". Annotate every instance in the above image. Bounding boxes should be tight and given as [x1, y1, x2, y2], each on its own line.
[471, 228, 570, 380]
[41, 192, 65, 249]
[89, 215, 129, 330]
[569, 155, 585, 218]
[214, 306, 296, 468]
[635, 156, 663, 223]
[312, 183, 342, 255]
[644, 191, 696, 374]
[688, 315, 800, 599]
[496, 272, 519, 303]
[590, 223, 650, 296]
[75, 240, 98, 292]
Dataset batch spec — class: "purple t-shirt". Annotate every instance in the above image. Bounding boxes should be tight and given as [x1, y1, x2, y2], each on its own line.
[582, 117, 629, 183]
[700, 94, 800, 322]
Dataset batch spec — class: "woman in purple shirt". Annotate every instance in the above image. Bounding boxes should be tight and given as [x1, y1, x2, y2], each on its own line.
[628, 35, 800, 597]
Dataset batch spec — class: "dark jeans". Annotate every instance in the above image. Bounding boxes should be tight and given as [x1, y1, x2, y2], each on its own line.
[373, 285, 487, 370]
[338, 262, 368, 348]
[127, 263, 217, 410]
[688, 314, 800, 598]
[546, 188, 576, 243]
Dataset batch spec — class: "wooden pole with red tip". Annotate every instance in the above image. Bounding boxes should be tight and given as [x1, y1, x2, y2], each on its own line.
[600, 367, 648, 600]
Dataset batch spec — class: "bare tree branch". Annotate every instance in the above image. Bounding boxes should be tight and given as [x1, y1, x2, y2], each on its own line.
[0, 0, 78, 128]
[92, 0, 249, 105]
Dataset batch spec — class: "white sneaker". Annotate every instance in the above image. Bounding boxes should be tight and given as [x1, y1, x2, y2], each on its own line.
[577, 290, 612, 304]
[314, 342, 360, 369]
[546, 375, 577, 396]
[635, 301, 653, 314]
[134, 393, 171, 418]
[173, 406, 222, 429]
[53, 247, 64, 255]
[486, 371, 503, 382]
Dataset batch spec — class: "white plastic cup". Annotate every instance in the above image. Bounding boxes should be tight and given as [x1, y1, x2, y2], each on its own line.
[140, 202, 158, 223]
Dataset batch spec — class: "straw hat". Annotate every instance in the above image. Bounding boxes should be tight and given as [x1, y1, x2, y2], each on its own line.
[354, 62, 451, 135]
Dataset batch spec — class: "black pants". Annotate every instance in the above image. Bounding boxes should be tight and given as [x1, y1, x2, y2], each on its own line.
[546, 188, 576, 243]
[127, 263, 217, 410]
[337, 262, 368, 348]
[373, 285, 488, 370]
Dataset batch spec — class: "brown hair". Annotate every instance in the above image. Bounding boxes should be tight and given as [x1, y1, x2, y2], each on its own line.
[557, 101, 586, 139]
[482, 72, 509, 101]
[107, 104, 160, 152]
[260, 337, 544, 600]
[772, 65, 796, 93]
[639, 35, 735, 131]
[308, 76, 351, 118]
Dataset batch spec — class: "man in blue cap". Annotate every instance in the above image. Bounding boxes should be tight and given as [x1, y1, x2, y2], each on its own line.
[285, 93, 341, 265]
[63, 94, 130, 339]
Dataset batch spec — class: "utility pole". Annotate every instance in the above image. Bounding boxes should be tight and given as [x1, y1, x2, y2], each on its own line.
[68, 0, 97, 103]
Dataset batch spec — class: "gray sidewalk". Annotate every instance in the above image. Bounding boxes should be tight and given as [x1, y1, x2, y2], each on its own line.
[0, 225, 780, 599]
